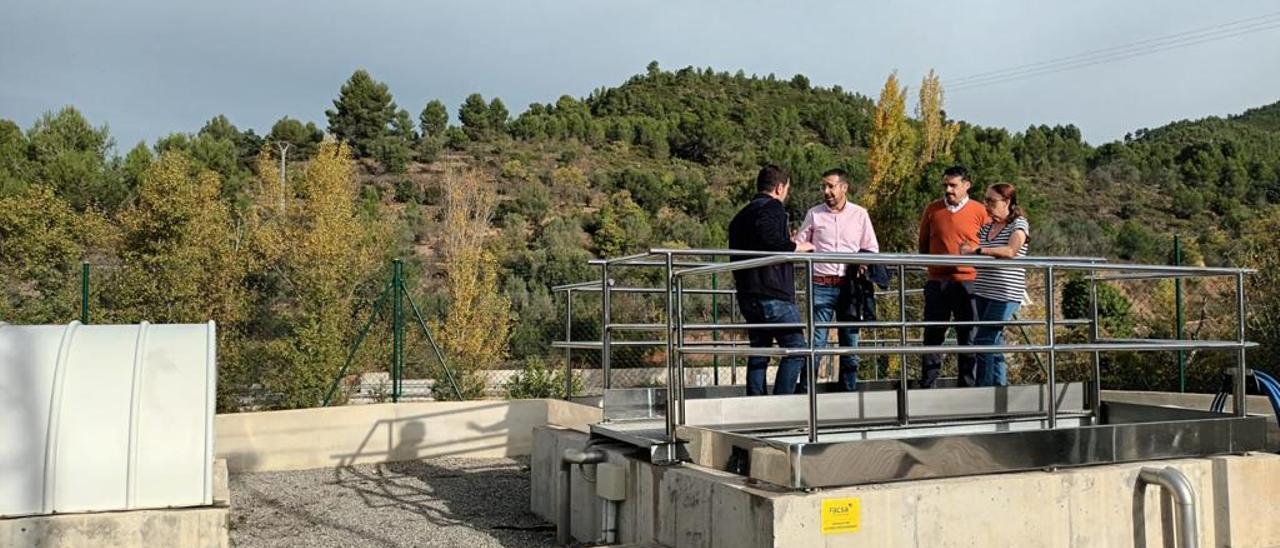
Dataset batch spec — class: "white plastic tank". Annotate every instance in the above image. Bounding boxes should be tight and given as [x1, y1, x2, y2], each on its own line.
[0, 321, 216, 517]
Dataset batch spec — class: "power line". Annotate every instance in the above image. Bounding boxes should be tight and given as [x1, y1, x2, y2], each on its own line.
[947, 10, 1280, 85]
[946, 11, 1280, 92]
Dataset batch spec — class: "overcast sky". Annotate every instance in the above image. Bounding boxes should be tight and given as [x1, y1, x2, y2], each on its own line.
[3, 0, 1278, 151]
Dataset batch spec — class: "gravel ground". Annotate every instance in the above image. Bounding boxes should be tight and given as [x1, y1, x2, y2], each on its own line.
[229, 457, 556, 547]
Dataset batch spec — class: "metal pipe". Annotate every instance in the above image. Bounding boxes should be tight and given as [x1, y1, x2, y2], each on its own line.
[805, 259, 818, 443]
[649, 247, 1109, 264]
[1138, 466, 1199, 548]
[1090, 268, 1102, 421]
[1174, 234, 1186, 393]
[602, 499, 618, 545]
[1046, 266, 1057, 429]
[712, 274, 719, 386]
[670, 319, 1091, 331]
[1235, 272, 1247, 417]
[675, 339, 1256, 357]
[672, 252, 1236, 278]
[731, 293, 739, 386]
[601, 262, 612, 390]
[564, 289, 574, 400]
[557, 463, 571, 545]
[559, 447, 608, 546]
[675, 276, 686, 426]
[897, 264, 909, 426]
[664, 252, 677, 446]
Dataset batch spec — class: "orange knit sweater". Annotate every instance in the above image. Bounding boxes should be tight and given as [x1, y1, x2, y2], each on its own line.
[918, 199, 990, 281]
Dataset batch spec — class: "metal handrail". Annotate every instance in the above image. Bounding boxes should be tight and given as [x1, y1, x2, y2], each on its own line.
[553, 248, 1252, 458]
[661, 249, 1251, 446]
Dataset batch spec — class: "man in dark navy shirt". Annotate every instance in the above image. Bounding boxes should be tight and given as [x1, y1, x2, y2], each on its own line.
[728, 165, 814, 395]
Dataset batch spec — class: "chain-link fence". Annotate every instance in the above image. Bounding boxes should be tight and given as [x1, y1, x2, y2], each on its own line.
[22, 237, 1251, 406]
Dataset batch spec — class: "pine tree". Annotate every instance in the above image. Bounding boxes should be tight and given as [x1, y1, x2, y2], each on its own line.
[419, 99, 449, 138]
[325, 69, 398, 157]
[459, 93, 491, 140]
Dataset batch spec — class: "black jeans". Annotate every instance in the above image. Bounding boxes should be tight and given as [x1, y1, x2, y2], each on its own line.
[920, 280, 978, 387]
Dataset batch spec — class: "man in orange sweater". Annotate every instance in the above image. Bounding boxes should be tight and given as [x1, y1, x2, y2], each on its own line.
[917, 166, 991, 388]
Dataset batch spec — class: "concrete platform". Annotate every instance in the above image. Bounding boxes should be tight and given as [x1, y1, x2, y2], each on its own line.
[0, 459, 230, 548]
[532, 427, 1280, 547]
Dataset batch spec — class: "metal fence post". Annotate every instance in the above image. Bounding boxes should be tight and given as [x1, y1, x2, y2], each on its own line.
[392, 259, 404, 402]
[80, 262, 90, 325]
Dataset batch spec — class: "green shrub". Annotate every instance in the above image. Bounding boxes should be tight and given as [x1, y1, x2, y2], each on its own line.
[505, 356, 580, 399]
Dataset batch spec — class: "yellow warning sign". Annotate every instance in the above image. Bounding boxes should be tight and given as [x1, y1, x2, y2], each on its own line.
[821, 497, 861, 534]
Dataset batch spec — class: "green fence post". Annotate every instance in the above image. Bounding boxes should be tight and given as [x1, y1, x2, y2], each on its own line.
[80, 262, 90, 324]
[322, 279, 393, 406]
[392, 259, 405, 402]
[1174, 235, 1185, 392]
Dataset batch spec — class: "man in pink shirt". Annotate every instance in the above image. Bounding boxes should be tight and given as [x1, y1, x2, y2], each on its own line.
[793, 168, 879, 391]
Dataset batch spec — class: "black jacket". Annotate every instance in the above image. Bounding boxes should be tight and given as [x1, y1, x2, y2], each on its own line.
[839, 256, 891, 321]
[728, 194, 797, 301]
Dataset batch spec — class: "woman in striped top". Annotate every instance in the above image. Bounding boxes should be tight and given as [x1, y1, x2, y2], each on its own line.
[959, 183, 1029, 386]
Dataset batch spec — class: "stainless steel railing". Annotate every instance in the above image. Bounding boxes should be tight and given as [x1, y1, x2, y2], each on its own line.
[552, 248, 1256, 451]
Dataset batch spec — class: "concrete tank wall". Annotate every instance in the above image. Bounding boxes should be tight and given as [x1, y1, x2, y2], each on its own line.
[533, 426, 1280, 547]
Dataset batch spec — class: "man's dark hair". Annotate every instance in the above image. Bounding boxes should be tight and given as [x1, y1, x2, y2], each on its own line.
[942, 165, 971, 182]
[821, 168, 849, 185]
[756, 164, 791, 193]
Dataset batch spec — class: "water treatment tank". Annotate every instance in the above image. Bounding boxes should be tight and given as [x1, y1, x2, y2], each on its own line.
[0, 321, 216, 517]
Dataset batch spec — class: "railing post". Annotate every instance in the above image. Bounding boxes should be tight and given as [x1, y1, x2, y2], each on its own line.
[1234, 272, 1247, 417]
[676, 277, 686, 425]
[1174, 234, 1185, 392]
[1046, 266, 1057, 429]
[897, 264, 909, 426]
[805, 259, 818, 443]
[601, 261, 612, 390]
[1089, 271, 1102, 421]
[564, 289, 574, 400]
[711, 273, 719, 386]
[392, 259, 404, 402]
[664, 252, 677, 446]
[80, 262, 90, 325]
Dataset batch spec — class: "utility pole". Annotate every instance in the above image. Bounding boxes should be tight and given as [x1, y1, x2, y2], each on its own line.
[273, 141, 292, 211]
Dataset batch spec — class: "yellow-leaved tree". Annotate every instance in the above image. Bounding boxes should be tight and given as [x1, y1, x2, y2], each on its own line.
[433, 168, 512, 399]
[917, 69, 959, 169]
[0, 185, 109, 323]
[104, 151, 248, 410]
[238, 139, 391, 409]
[863, 71, 921, 251]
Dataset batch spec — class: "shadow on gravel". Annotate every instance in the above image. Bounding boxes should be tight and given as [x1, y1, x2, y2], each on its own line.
[324, 421, 555, 547]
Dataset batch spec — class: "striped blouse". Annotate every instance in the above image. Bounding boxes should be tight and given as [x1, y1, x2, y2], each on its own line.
[974, 217, 1030, 303]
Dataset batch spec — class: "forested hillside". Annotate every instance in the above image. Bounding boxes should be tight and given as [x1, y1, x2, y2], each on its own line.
[3, 62, 1279, 409]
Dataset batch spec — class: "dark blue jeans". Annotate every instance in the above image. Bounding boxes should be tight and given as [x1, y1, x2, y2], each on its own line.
[797, 283, 860, 392]
[974, 295, 1020, 387]
[921, 280, 978, 387]
[738, 295, 806, 396]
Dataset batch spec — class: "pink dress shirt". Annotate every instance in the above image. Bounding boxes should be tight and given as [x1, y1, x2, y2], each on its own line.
[793, 201, 879, 277]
